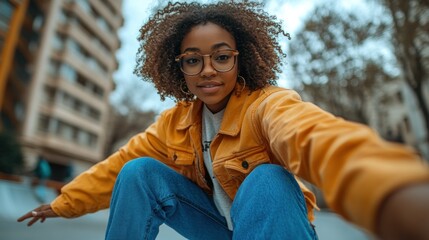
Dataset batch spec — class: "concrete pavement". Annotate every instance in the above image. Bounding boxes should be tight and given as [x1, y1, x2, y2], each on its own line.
[0, 179, 374, 240]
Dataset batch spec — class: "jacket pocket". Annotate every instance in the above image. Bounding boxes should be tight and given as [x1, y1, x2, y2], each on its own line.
[167, 145, 195, 165]
[223, 146, 271, 176]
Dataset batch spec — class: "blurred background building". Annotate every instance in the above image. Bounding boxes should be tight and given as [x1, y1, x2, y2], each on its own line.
[0, 0, 427, 239]
[0, 0, 123, 181]
[288, 1, 429, 161]
[366, 79, 429, 159]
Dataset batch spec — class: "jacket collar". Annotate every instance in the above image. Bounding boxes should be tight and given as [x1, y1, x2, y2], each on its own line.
[176, 87, 256, 136]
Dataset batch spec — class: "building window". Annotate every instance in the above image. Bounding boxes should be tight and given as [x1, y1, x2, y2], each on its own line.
[47, 60, 60, 77]
[59, 91, 74, 108]
[87, 58, 107, 75]
[38, 115, 50, 132]
[59, 62, 77, 83]
[96, 16, 111, 33]
[77, 130, 89, 146]
[93, 84, 104, 98]
[42, 88, 101, 122]
[403, 117, 411, 132]
[77, 130, 97, 147]
[75, 14, 112, 53]
[75, 74, 86, 87]
[57, 121, 73, 141]
[76, 0, 92, 13]
[50, 118, 99, 147]
[89, 108, 100, 121]
[65, 38, 80, 54]
[104, 1, 117, 16]
[67, 38, 108, 75]
[50, 61, 105, 99]
[49, 118, 59, 134]
[92, 37, 111, 55]
[43, 86, 56, 103]
[53, 33, 65, 50]
[58, 10, 69, 24]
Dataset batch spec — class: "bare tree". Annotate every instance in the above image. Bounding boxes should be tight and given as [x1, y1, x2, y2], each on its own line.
[104, 80, 158, 157]
[104, 105, 156, 157]
[288, 4, 393, 124]
[376, 0, 429, 140]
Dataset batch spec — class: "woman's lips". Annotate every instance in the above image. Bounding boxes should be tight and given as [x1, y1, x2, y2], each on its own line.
[197, 81, 222, 94]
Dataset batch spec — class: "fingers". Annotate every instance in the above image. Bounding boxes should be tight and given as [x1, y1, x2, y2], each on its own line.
[17, 210, 36, 222]
[27, 216, 41, 227]
[17, 205, 44, 221]
[17, 214, 28, 222]
[17, 204, 58, 226]
[27, 213, 47, 226]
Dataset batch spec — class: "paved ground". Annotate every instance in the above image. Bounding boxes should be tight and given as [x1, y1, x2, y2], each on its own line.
[1, 179, 374, 240]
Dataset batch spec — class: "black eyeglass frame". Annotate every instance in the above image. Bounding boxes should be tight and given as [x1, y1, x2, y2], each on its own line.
[175, 49, 239, 76]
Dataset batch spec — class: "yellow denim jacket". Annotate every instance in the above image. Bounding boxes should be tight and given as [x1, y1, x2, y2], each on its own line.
[51, 85, 429, 233]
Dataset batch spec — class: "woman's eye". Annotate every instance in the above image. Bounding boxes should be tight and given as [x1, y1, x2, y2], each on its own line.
[215, 54, 231, 62]
[184, 57, 200, 65]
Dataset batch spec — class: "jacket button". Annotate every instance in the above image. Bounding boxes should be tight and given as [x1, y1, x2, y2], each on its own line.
[242, 160, 249, 169]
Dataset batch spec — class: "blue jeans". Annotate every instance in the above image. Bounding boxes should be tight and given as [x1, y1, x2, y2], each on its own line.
[105, 157, 318, 240]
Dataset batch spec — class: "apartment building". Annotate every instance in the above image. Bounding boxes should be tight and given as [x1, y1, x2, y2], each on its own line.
[366, 79, 429, 160]
[0, 0, 123, 180]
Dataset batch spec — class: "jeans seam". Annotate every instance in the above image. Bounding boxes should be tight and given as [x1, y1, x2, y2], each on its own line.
[311, 223, 318, 240]
[284, 170, 318, 239]
[154, 194, 229, 230]
[283, 171, 307, 208]
[144, 217, 152, 240]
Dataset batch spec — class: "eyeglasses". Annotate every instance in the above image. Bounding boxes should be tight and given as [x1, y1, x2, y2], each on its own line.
[175, 49, 239, 76]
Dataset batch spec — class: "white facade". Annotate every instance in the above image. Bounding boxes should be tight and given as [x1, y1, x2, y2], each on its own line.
[366, 79, 429, 160]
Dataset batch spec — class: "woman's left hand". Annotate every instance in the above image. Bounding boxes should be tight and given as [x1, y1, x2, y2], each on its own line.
[17, 204, 59, 226]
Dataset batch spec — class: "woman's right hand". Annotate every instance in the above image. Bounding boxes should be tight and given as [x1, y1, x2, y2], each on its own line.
[17, 204, 59, 226]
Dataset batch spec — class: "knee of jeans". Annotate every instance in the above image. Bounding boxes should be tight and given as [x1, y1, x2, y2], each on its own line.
[249, 164, 290, 179]
[119, 157, 160, 180]
[244, 164, 297, 189]
[233, 164, 302, 216]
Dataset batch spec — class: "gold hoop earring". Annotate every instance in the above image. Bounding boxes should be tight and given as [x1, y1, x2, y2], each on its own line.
[235, 75, 246, 96]
[180, 80, 192, 96]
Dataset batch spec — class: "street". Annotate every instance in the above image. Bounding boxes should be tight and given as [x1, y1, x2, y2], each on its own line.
[0, 179, 373, 240]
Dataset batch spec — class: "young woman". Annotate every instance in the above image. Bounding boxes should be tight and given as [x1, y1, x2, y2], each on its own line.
[19, 1, 429, 239]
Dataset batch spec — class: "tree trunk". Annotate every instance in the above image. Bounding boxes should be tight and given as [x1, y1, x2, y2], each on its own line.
[413, 84, 429, 143]
[385, 0, 429, 143]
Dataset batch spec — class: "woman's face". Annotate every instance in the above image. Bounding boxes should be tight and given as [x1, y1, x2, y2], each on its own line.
[180, 22, 238, 113]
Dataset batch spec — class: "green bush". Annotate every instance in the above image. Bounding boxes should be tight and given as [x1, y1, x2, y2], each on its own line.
[0, 131, 24, 174]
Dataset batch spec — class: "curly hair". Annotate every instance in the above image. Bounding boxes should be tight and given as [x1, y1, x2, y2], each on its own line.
[135, 1, 290, 102]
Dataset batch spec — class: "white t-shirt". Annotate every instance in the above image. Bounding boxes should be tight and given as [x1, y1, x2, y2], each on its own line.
[202, 105, 234, 230]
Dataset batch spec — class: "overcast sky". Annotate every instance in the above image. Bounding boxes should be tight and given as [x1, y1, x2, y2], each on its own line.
[111, 0, 366, 113]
